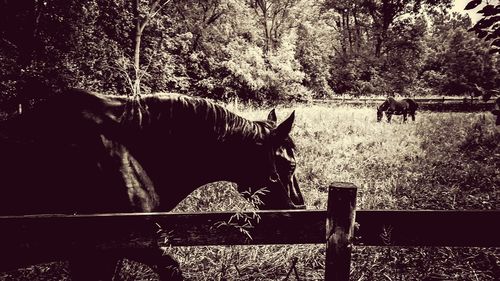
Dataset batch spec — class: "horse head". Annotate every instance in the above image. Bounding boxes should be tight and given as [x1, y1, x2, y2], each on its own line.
[376, 106, 384, 122]
[493, 97, 500, 126]
[236, 109, 305, 210]
[376, 98, 392, 122]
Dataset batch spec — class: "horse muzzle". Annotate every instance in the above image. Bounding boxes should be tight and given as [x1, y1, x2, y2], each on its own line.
[287, 174, 305, 209]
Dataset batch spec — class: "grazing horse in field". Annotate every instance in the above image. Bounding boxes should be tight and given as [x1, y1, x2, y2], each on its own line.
[493, 97, 500, 125]
[377, 97, 418, 123]
[0, 89, 305, 280]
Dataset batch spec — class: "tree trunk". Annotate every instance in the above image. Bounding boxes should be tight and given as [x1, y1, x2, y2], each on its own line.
[341, 11, 347, 54]
[132, 0, 142, 96]
[353, 9, 362, 53]
[263, 9, 270, 54]
[346, 10, 353, 55]
[375, 34, 382, 57]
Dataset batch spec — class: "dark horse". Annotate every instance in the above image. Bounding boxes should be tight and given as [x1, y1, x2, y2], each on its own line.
[493, 97, 500, 125]
[377, 97, 418, 123]
[0, 89, 305, 280]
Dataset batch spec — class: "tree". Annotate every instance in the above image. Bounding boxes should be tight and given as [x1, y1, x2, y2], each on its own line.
[126, 0, 172, 96]
[296, 19, 338, 97]
[321, 0, 368, 57]
[382, 15, 427, 95]
[0, 0, 51, 107]
[466, 0, 500, 54]
[0, 0, 132, 100]
[419, 11, 499, 96]
[250, 0, 300, 54]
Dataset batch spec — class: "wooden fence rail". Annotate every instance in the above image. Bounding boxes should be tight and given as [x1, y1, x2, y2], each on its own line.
[312, 97, 491, 103]
[312, 97, 496, 111]
[1, 183, 499, 280]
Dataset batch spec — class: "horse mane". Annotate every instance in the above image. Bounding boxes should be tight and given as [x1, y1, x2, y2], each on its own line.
[2, 90, 277, 146]
[142, 94, 275, 144]
[378, 97, 394, 111]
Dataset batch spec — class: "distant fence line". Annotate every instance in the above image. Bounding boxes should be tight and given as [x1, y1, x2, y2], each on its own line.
[1, 96, 496, 118]
[1, 182, 499, 280]
[311, 96, 496, 112]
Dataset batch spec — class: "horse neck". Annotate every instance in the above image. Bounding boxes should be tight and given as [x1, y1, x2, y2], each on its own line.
[149, 94, 271, 143]
[379, 100, 389, 111]
[128, 95, 271, 209]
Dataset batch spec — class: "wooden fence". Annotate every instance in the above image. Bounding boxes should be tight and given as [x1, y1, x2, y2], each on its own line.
[312, 97, 495, 111]
[1, 182, 499, 280]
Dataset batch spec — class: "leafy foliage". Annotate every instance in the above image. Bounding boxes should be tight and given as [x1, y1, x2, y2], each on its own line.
[0, 0, 498, 103]
[466, 0, 500, 54]
[419, 11, 499, 96]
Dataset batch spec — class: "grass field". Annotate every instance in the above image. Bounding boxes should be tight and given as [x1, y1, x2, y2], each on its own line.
[171, 105, 499, 281]
[1, 104, 498, 280]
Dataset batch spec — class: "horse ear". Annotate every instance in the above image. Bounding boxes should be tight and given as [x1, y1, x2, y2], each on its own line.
[273, 111, 295, 140]
[267, 108, 277, 123]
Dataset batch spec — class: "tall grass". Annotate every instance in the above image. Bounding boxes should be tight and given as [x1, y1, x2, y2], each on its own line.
[168, 105, 498, 280]
[1, 104, 498, 280]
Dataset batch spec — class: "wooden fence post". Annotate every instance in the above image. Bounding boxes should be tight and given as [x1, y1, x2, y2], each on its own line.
[325, 182, 357, 281]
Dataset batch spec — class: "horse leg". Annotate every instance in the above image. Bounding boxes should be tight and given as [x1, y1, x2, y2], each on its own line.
[124, 248, 183, 281]
[70, 248, 182, 281]
[403, 113, 407, 123]
[386, 113, 392, 123]
[154, 254, 183, 281]
[411, 113, 415, 121]
[69, 251, 118, 281]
